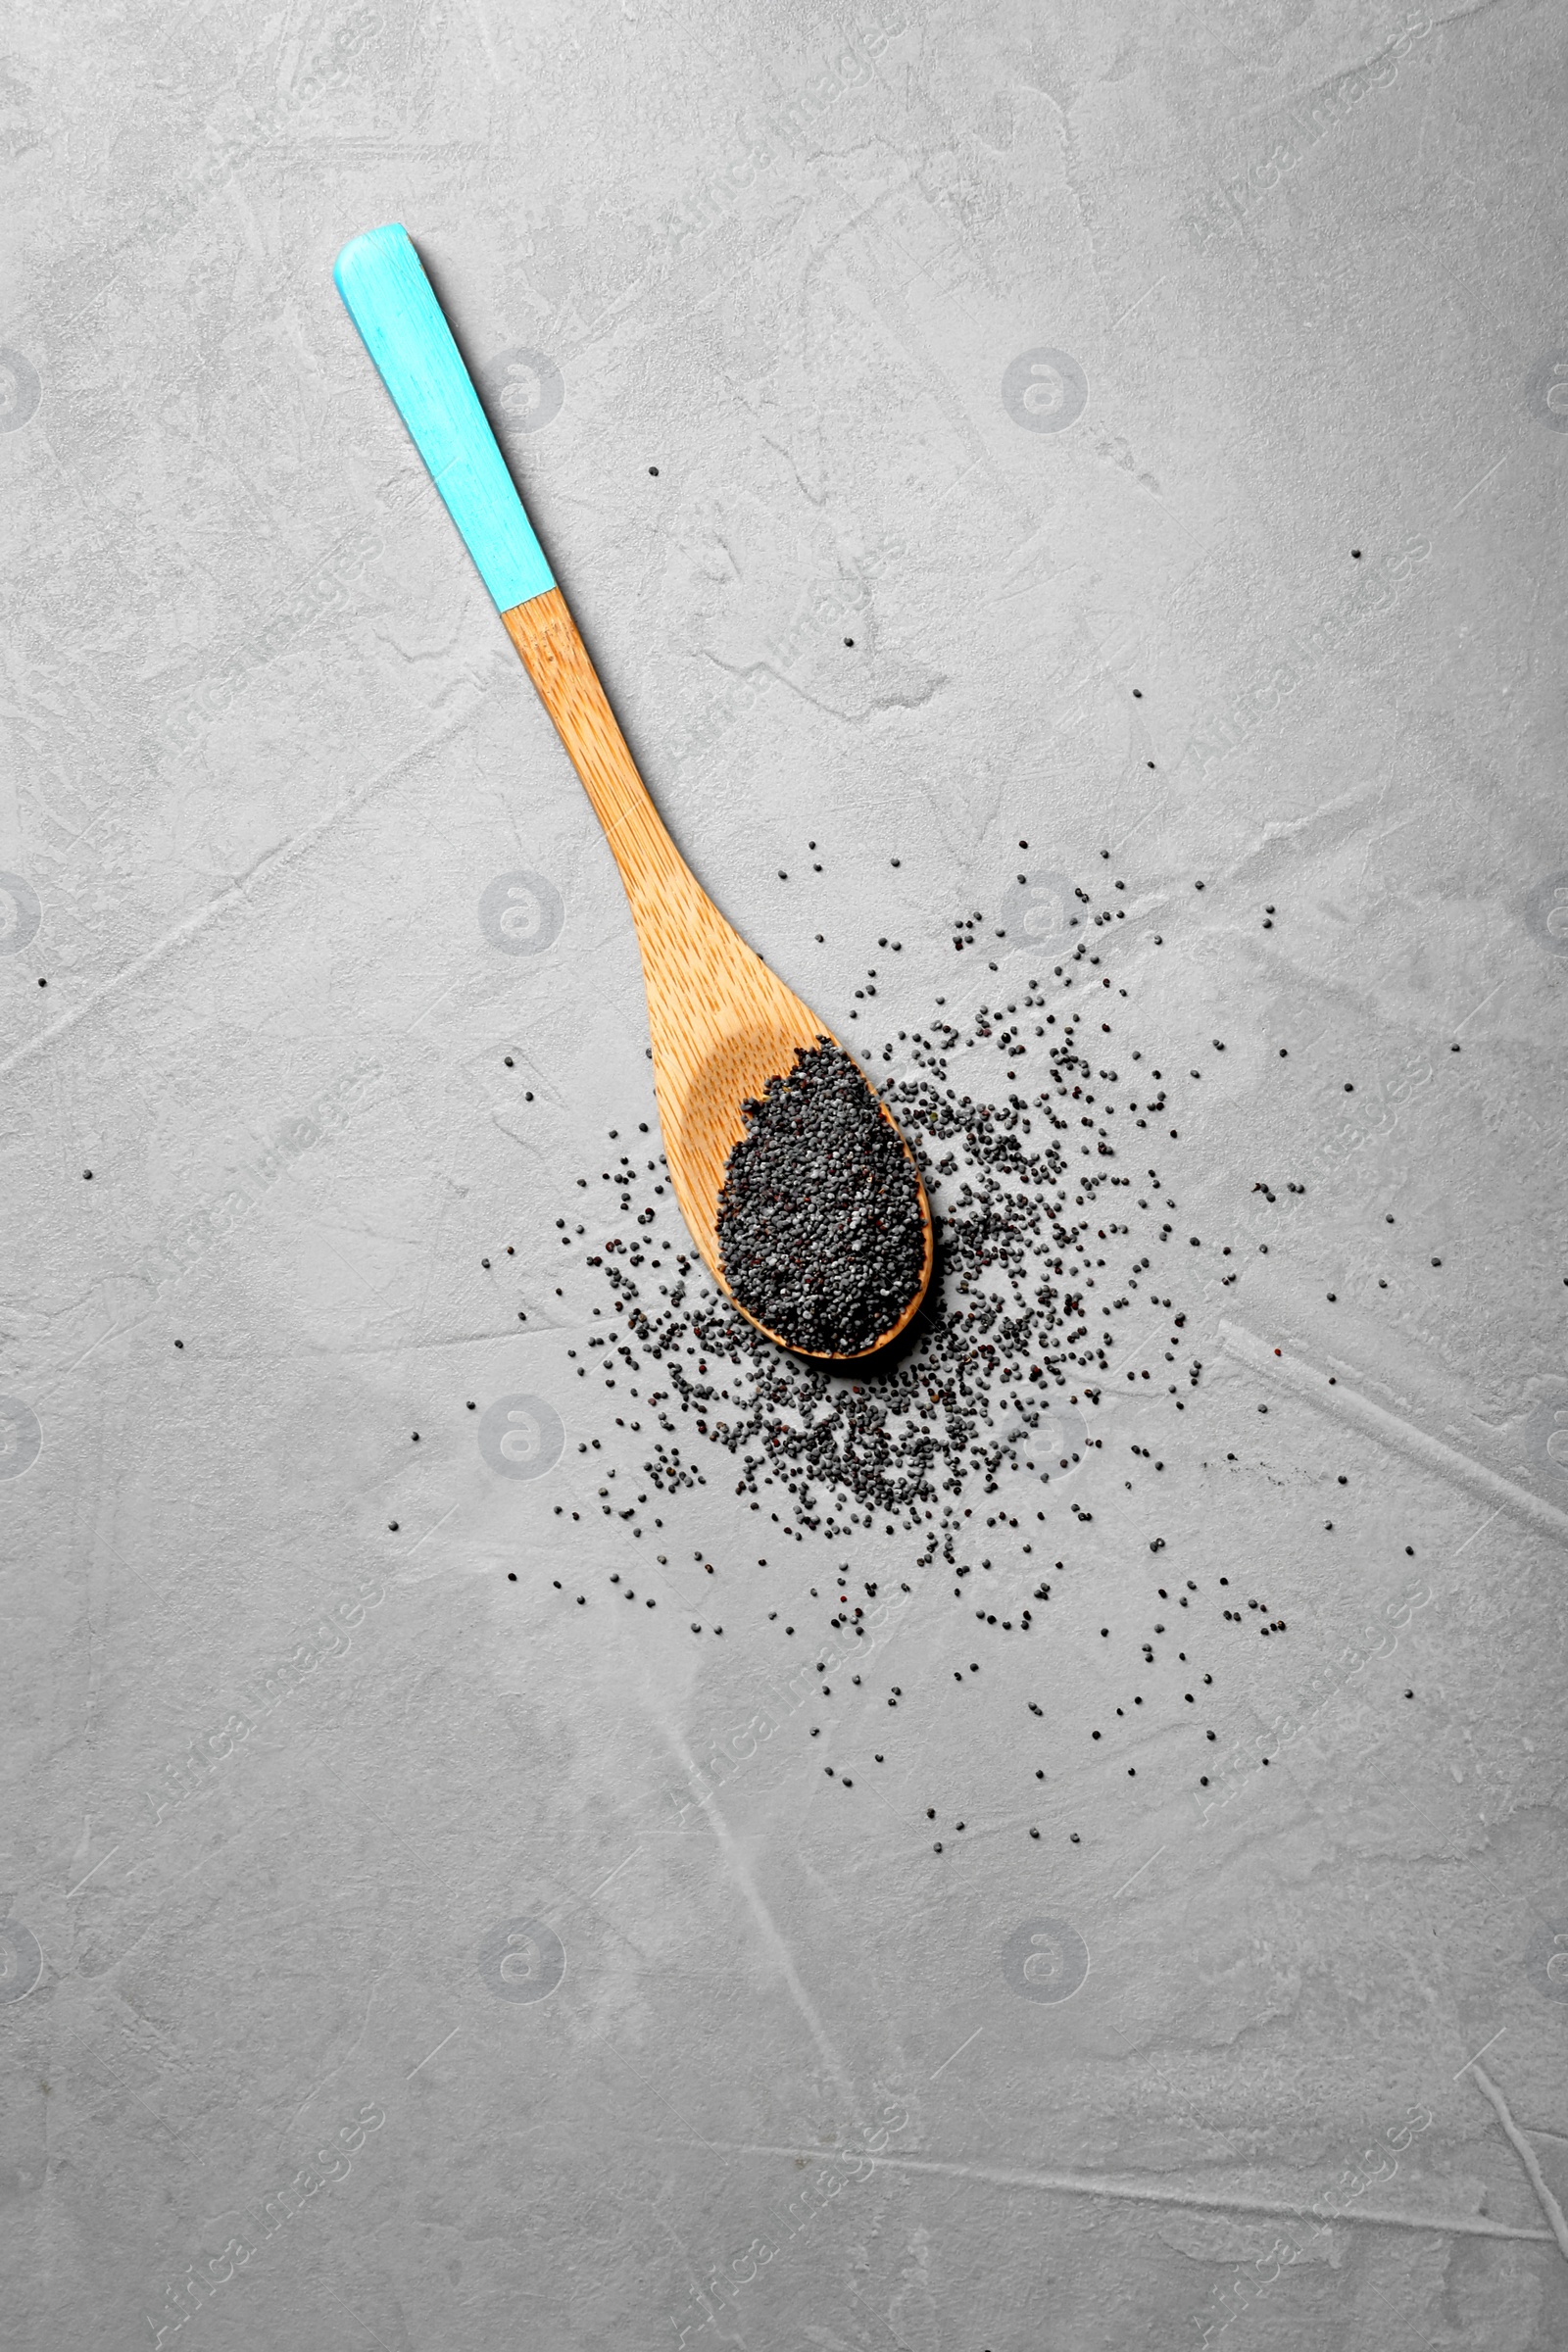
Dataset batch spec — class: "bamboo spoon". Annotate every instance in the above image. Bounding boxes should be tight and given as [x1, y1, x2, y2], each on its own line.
[333, 223, 931, 1359]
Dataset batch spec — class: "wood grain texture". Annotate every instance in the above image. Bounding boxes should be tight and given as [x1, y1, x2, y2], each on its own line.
[502, 587, 932, 1356]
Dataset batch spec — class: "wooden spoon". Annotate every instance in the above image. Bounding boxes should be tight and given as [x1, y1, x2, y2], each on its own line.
[333, 223, 931, 1359]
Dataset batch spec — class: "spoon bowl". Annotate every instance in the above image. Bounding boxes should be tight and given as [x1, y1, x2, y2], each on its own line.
[666, 1027, 935, 1361]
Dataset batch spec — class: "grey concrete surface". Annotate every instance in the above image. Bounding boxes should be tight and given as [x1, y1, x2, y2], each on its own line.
[3, 2, 1567, 2345]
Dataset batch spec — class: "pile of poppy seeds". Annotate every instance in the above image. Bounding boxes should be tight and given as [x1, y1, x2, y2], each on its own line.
[512, 857, 1454, 1844]
[583, 977, 1203, 1567]
[714, 1038, 928, 1355]
[572, 860, 1210, 1574]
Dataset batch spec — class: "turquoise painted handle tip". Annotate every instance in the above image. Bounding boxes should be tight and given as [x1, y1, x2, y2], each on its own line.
[333, 222, 555, 612]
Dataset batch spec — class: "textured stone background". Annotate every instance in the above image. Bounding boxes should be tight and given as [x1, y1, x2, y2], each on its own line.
[3, 2, 1567, 2345]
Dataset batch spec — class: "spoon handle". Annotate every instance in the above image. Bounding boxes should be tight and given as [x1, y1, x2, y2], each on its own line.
[501, 592, 689, 911]
[334, 223, 679, 909]
[333, 223, 555, 612]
